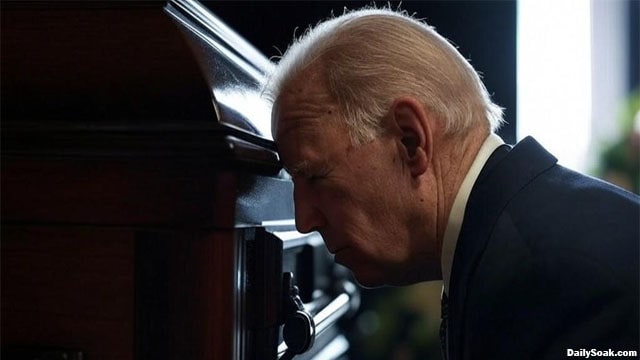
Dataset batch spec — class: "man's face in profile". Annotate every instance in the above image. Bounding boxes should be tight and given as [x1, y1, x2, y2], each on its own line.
[272, 70, 424, 287]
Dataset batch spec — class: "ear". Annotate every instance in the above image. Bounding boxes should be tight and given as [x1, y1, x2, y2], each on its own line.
[390, 97, 433, 177]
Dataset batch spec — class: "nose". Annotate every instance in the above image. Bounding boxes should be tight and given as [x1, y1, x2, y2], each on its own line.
[293, 181, 326, 233]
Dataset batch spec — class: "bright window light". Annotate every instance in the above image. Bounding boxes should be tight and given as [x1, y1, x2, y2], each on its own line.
[517, 0, 592, 172]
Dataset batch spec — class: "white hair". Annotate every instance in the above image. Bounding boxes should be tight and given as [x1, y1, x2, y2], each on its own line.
[265, 7, 504, 144]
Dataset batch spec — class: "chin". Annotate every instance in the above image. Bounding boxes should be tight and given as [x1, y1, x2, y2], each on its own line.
[336, 251, 409, 287]
[351, 275, 387, 289]
[348, 267, 397, 288]
[349, 263, 425, 288]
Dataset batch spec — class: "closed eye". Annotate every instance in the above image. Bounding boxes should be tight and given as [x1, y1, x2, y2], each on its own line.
[285, 160, 310, 179]
[308, 174, 326, 183]
[308, 166, 333, 183]
[287, 160, 332, 184]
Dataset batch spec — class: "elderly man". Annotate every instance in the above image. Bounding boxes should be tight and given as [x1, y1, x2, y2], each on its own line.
[265, 8, 639, 360]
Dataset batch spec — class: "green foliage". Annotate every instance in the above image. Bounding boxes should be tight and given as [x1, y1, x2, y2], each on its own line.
[597, 89, 640, 194]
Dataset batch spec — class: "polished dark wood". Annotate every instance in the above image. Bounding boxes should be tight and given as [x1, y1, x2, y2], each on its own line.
[1, 161, 246, 359]
[1, 226, 136, 359]
[2, 158, 239, 227]
[135, 229, 240, 360]
[1, 2, 212, 125]
[1, 2, 278, 359]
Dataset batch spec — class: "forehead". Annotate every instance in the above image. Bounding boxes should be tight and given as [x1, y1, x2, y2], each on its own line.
[273, 74, 351, 170]
[273, 68, 343, 140]
[273, 69, 333, 131]
[275, 107, 348, 166]
[277, 122, 351, 180]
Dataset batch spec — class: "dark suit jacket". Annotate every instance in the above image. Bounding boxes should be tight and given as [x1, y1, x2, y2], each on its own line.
[447, 136, 639, 360]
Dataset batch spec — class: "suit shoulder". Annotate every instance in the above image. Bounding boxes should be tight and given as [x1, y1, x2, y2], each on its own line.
[505, 164, 639, 242]
[490, 165, 639, 287]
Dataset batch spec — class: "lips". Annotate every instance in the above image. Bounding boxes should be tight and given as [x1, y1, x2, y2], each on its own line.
[330, 246, 347, 255]
[326, 241, 349, 264]
[326, 245, 349, 268]
[320, 232, 345, 255]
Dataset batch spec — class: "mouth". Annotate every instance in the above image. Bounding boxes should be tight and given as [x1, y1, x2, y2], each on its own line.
[328, 245, 347, 255]
[321, 232, 348, 256]
[323, 235, 345, 255]
[332, 246, 352, 265]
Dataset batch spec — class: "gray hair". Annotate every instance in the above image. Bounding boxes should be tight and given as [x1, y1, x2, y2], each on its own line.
[265, 7, 504, 144]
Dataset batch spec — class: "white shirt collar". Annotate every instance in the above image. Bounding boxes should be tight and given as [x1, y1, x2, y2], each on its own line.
[441, 133, 505, 295]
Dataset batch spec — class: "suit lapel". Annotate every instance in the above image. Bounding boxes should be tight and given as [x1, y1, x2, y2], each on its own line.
[447, 136, 557, 359]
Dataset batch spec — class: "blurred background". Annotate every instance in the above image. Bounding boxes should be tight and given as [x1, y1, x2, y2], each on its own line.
[203, 1, 639, 359]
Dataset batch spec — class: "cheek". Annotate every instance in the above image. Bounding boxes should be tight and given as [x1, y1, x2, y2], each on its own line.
[348, 160, 407, 207]
[336, 202, 402, 254]
[315, 190, 351, 222]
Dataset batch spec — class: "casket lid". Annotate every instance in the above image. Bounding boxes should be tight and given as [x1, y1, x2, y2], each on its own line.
[2, 0, 278, 172]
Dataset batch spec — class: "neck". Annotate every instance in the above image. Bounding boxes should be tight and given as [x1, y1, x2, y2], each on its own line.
[432, 128, 488, 253]
[405, 126, 489, 283]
